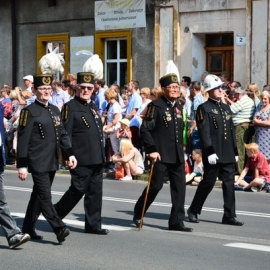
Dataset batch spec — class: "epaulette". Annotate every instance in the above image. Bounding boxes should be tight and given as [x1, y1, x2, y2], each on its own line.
[61, 104, 69, 121]
[146, 103, 155, 119]
[19, 109, 29, 127]
[196, 106, 204, 124]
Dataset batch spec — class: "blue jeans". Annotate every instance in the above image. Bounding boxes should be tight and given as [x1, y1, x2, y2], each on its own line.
[0, 166, 21, 239]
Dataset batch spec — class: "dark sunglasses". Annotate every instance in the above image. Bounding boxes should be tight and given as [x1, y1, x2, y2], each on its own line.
[80, 86, 93, 90]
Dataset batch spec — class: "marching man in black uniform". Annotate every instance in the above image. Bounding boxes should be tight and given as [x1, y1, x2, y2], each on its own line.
[133, 73, 192, 232]
[17, 74, 77, 243]
[54, 72, 109, 235]
[187, 74, 244, 226]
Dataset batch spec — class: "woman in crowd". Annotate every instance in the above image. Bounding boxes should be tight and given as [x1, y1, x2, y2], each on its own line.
[112, 139, 144, 181]
[65, 73, 77, 85]
[247, 83, 261, 107]
[103, 88, 122, 155]
[253, 90, 270, 166]
[68, 85, 77, 99]
[150, 86, 163, 100]
[138, 87, 152, 117]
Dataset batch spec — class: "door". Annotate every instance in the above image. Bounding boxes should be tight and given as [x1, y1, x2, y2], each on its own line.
[205, 33, 234, 80]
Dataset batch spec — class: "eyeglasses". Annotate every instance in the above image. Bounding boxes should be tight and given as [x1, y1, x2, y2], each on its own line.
[166, 86, 180, 90]
[80, 86, 94, 90]
[37, 87, 52, 91]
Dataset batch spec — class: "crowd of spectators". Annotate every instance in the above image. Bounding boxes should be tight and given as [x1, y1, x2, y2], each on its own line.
[1, 70, 270, 191]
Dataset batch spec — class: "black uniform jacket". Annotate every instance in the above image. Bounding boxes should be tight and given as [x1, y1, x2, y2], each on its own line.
[17, 100, 73, 172]
[140, 96, 185, 164]
[196, 98, 238, 163]
[61, 96, 105, 166]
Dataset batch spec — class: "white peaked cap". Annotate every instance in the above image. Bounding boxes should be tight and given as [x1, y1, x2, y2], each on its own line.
[23, 75, 34, 82]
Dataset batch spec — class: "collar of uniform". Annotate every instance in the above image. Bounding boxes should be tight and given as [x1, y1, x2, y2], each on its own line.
[74, 95, 88, 106]
[208, 98, 221, 105]
[35, 99, 49, 108]
[161, 96, 176, 107]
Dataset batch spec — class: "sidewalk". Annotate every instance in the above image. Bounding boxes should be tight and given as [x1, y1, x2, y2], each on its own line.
[6, 164, 222, 187]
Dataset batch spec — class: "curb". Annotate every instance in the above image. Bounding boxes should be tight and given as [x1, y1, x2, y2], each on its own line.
[6, 164, 222, 187]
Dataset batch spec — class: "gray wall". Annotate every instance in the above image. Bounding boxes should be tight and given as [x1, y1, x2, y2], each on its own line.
[0, 0, 155, 89]
[0, 0, 13, 86]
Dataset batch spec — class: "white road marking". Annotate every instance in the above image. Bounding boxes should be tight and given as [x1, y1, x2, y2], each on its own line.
[225, 243, 270, 252]
[11, 212, 131, 231]
[5, 186, 270, 219]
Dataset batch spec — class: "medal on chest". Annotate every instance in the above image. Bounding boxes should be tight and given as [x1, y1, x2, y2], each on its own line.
[54, 115, 61, 126]
[165, 108, 172, 121]
[175, 107, 182, 118]
[90, 108, 100, 119]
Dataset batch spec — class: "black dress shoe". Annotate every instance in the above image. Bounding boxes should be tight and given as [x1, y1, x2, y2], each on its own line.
[30, 232, 43, 240]
[85, 229, 109, 235]
[133, 217, 142, 228]
[22, 231, 43, 240]
[187, 208, 199, 223]
[169, 223, 193, 232]
[56, 227, 70, 243]
[222, 217, 244, 226]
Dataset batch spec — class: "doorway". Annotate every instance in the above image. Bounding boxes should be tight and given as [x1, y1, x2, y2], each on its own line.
[205, 33, 234, 80]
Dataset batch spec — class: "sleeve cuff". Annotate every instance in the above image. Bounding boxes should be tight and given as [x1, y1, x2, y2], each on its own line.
[63, 148, 74, 159]
[145, 145, 157, 154]
[204, 146, 215, 157]
[16, 158, 28, 168]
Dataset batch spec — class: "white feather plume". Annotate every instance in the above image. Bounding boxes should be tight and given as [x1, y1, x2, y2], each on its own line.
[39, 47, 65, 75]
[164, 60, 180, 83]
[82, 53, 103, 80]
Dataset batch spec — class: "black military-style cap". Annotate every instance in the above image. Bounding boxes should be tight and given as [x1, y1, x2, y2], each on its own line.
[34, 74, 52, 89]
[159, 73, 179, 87]
[77, 72, 95, 84]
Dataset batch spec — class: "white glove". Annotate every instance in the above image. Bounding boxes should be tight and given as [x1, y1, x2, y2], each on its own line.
[235, 156, 239, 162]
[208, 154, 219, 165]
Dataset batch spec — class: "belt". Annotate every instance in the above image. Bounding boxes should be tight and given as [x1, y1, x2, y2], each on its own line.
[235, 122, 251, 127]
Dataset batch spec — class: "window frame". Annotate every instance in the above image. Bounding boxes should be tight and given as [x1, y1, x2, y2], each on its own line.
[36, 33, 69, 76]
[95, 30, 132, 86]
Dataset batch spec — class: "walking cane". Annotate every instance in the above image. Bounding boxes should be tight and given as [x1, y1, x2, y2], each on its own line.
[138, 161, 155, 231]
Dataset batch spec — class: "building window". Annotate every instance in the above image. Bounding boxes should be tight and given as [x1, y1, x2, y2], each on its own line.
[95, 30, 131, 88]
[105, 39, 127, 87]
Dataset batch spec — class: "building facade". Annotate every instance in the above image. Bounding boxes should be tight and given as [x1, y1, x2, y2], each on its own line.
[0, 0, 269, 90]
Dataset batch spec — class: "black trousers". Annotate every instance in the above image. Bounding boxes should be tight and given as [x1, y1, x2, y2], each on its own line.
[22, 171, 65, 234]
[189, 162, 236, 218]
[54, 164, 103, 231]
[134, 161, 186, 226]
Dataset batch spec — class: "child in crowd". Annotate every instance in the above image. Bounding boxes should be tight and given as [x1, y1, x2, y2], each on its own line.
[112, 139, 144, 181]
[186, 149, 203, 186]
[116, 118, 132, 141]
[234, 143, 270, 192]
[121, 94, 129, 117]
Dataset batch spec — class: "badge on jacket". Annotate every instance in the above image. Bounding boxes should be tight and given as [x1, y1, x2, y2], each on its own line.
[165, 111, 172, 121]
[175, 107, 182, 118]
[54, 116, 61, 126]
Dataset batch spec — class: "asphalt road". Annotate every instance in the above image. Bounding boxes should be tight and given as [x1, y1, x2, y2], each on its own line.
[1, 170, 269, 270]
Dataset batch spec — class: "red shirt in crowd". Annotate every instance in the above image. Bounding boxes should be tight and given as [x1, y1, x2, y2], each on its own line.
[246, 152, 270, 183]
